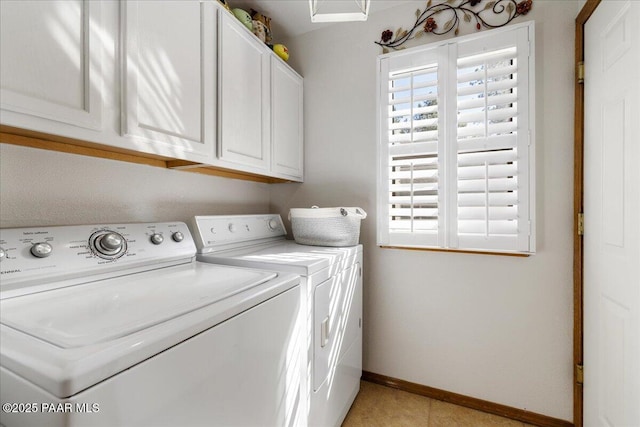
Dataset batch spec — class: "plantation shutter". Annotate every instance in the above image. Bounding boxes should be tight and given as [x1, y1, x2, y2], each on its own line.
[379, 46, 445, 248]
[451, 27, 532, 252]
[377, 23, 534, 254]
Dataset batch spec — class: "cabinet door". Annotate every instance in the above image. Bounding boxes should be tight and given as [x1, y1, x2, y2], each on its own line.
[271, 58, 304, 181]
[218, 11, 270, 171]
[122, 0, 215, 163]
[0, 0, 103, 130]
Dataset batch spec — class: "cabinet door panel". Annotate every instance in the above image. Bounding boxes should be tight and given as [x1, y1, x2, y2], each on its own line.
[123, 0, 215, 162]
[0, 0, 102, 130]
[218, 12, 270, 170]
[271, 58, 304, 180]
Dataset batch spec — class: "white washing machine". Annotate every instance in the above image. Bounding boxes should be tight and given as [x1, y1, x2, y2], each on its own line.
[190, 214, 363, 427]
[0, 222, 302, 427]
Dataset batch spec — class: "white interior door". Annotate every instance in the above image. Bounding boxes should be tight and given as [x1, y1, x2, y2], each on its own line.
[583, 1, 640, 426]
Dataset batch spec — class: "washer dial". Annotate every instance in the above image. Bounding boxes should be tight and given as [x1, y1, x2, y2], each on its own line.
[89, 230, 127, 260]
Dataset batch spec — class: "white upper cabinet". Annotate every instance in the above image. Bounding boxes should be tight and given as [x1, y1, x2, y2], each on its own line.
[217, 11, 270, 171]
[271, 57, 304, 181]
[1, 0, 303, 182]
[122, 0, 216, 163]
[0, 0, 103, 130]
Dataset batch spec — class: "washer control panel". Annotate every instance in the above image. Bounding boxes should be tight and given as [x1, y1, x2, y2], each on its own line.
[191, 214, 286, 252]
[0, 222, 195, 296]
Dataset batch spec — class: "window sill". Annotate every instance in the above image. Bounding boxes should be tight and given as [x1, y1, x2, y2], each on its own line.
[379, 245, 531, 258]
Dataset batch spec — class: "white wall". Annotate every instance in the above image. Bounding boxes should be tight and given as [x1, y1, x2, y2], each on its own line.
[0, 143, 270, 227]
[271, 0, 579, 421]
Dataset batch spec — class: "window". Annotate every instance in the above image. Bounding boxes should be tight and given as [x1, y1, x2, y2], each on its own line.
[377, 22, 535, 254]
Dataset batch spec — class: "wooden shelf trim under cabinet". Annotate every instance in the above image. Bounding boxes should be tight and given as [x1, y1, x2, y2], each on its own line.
[0, 126, 290, 184]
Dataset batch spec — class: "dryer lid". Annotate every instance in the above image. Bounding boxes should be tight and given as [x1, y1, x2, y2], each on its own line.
[199, 240, 361, 276]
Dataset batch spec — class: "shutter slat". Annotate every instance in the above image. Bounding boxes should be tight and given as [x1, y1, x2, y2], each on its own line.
[458, 206, 518, 220]
[390, 208, 439, 217]
[457, 135, 517, 152]
[390, 156, 438, 167]
[457, 92, 517, 110]
[457, 46, 518, 68]
[389, 183, 439, 192]
[412, 129, 439, 142]
[458, 220, 518, 235]
[457, 106, 518, 125]
[457, 120, 518, 138]
[458, 163, 518, 180]
[389, 104, 438, 118]
[389, 169, 438, 180]
[457, 177, 518, 192]
[389, 141, 438, 155]
[388, 91, 438, 106]
[457, 77, 517, 97]
[390, 195, 439, 204]
[458, 148, 518, 165]
[457, 63, 517, 84]
[389, 221, 439, 232]
[458, 192, 518, 206]
[413, 116, 439, 128]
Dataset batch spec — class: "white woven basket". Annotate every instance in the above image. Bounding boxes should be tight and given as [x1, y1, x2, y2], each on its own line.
[288, 206, 367, 247]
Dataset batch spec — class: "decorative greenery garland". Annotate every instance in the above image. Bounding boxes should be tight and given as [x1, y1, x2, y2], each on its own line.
[376, 0, 533, 52]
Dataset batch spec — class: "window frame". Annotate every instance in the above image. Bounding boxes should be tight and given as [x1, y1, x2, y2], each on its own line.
[376, 21, 535, 255]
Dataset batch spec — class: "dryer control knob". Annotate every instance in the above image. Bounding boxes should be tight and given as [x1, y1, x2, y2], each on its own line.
[268, 219, 279, 231]
[0, 248, 6, 261]
[150, 233, 164, 245]
[31, 242, 53, 258]
[228, 223, 236, 233]
[172, 231, 184, 242]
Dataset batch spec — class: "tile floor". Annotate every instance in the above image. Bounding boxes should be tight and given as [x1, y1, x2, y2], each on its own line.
[342, 381, 537, 427]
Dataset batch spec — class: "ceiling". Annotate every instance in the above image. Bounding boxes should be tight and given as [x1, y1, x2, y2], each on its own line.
[226, 0, 413, 42]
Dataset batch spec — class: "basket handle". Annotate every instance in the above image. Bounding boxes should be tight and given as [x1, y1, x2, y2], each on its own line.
[346, 207, 367, 219]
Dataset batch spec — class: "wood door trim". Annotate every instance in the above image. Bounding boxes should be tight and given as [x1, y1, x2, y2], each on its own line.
[574, 2, 600, 427]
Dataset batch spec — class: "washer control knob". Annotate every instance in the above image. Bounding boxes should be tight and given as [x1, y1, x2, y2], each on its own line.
[31, 242, 53, 258]
[98, 233, 124, 254]
[228, 223, 236, 233]
[268, 219, 279, 231]
[150, 233, 164, 245]
[172, 231, 184, 242]
[0, 248, 6, 261]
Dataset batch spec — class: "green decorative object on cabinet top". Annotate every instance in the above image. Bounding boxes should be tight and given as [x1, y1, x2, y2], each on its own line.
[232, 8, 253, 31]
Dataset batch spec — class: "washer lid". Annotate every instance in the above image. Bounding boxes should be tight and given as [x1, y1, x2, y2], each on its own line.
[0, 263, 277, 349]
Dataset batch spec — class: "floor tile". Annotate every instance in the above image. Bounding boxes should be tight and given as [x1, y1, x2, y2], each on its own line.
[428, 399, 523, 427]
[342, 381, 431, 426]
[342, 381, 527, 427]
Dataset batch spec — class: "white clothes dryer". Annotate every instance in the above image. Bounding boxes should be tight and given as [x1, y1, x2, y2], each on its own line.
[0, 222, 302, 427]
[190, 214, 363, 427]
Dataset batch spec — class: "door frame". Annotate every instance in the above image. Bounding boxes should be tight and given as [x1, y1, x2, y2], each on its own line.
[573, 2, 600, 426]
